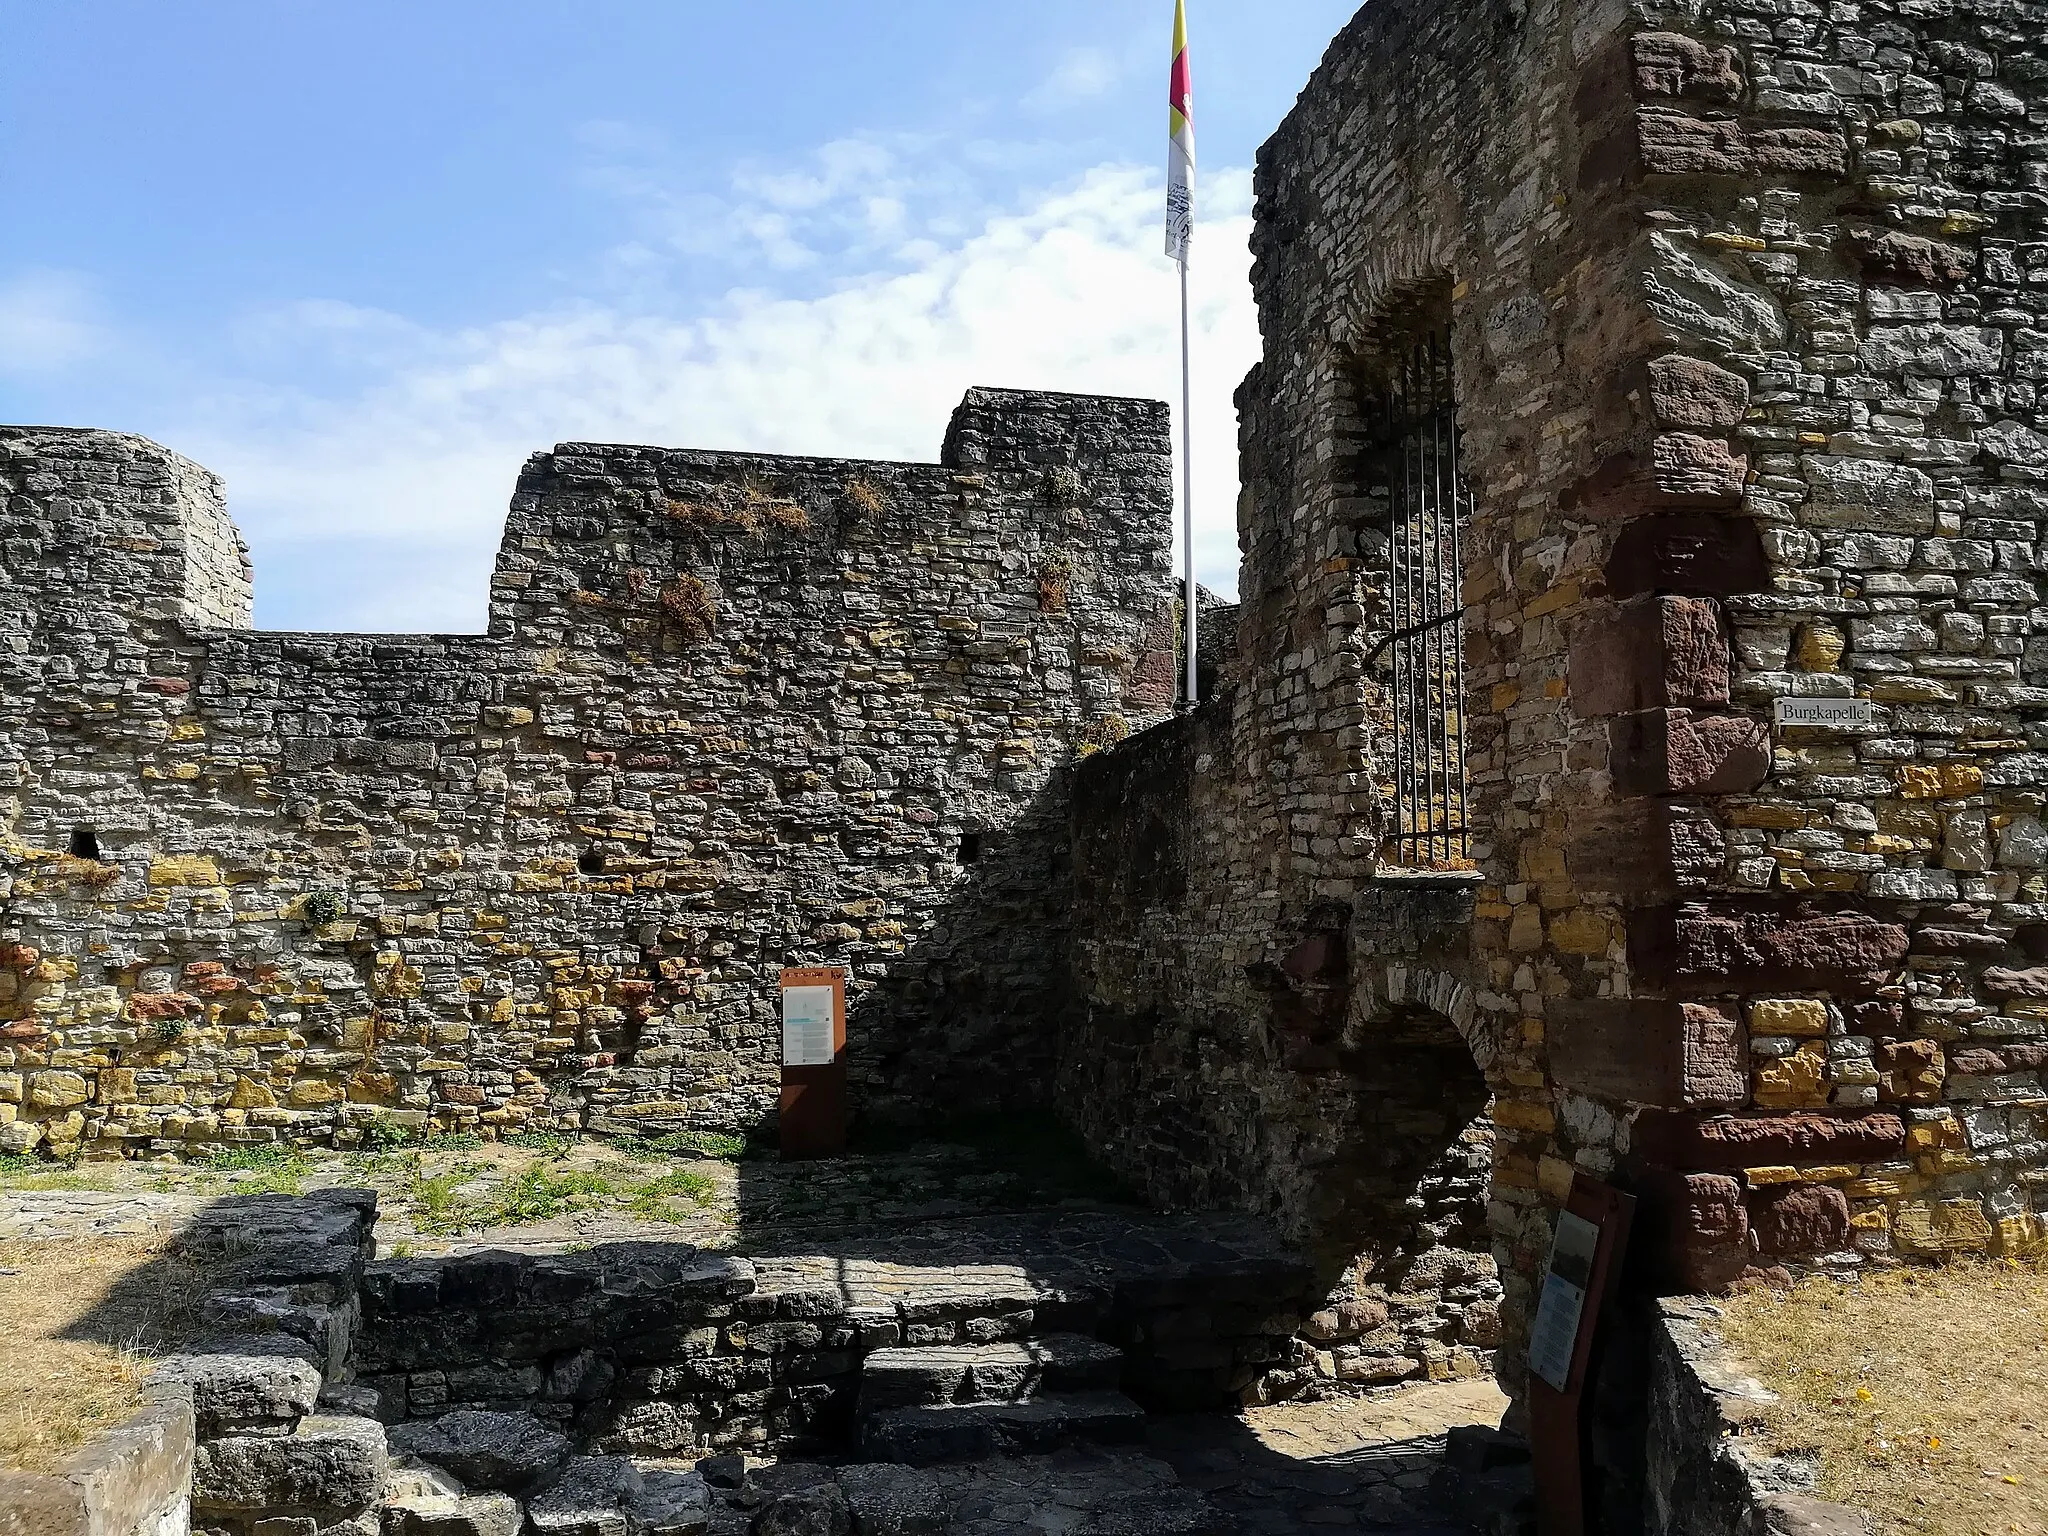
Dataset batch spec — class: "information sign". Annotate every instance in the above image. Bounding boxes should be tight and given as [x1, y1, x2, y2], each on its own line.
[1529, 1211, 1600, 1392]
[1775, 696, 1875, 728]
[1528, 1175, 1635, 1536]
[777, 967, 847, 1160]
[781, 984, 837, 1067]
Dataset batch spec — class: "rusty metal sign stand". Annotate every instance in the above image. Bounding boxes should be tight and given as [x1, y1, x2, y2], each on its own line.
[778, 966, 846, 1160]
[1528, 1173, 1635, 1536]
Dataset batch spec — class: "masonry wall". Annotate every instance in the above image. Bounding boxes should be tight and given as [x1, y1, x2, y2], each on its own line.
[0, 390, 1178, 1159]
[1063, 0, 2048, 1406]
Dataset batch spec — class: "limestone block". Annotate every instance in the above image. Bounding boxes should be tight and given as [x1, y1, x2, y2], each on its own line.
[194, 1415, 388, 1517]
[26, 1070, 89, 1109]
[834, 1465, 947, 1536]
[381, 1491, 524, 1536]
[385, 1412, 571, 1494]
[158, 1334, 323, 1431]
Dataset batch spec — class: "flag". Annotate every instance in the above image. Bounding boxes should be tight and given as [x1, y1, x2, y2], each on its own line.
[1166, 0, 1194, 267]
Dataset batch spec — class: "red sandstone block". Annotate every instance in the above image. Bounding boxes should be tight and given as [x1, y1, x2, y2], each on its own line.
[1632, 32, 1745, 102]
[1604, 513, 1768, 601]
[1629, 901, 1910, 996]
[1750, 1183, 1851, 1258]
[1566, 437, 1746, 520]
[1638, 110, 1752, 175]
[1570, 596, 1731, 716]
[1646, 355, 1750, 431]
[1549, 999, 1747, 1108]
[1750, 127, 1849, 176]
[1563, 802, 1725, 903]
[1631, 1110, 1908, 1170]
[1638, 1170, 1751, 1291]
[1608, 709, 1769, 795]
[1848, 228, 1973, 289]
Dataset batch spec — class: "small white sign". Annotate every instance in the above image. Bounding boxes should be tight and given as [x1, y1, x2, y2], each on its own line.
[1774, 696, 1875, 729]
[1528, 1210, 1601, 1392]
[781, 985, 837, 1067]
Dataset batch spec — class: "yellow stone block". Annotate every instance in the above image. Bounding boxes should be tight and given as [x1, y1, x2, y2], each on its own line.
[1754, 1044, 1829, 1108]
[1898, 762, 1983, 799]
[1744, 1166, 1800, 1186]
[1798, 1165, 1859, 1183]
[1749, 999, 1828, 1037]
[1894, 1198, 1993, 1254]
[98, 1069, 138, 1104]
[225, 1075, 275, 1110]
[1524, 581, 1582, 619]
[1996, 1215, 2048, 1254]
[1850, 1209, 1890, 1232]
[149, 855, 223, 888]
[1492, 1098, 1556, 1134]
[1537, 1156, 1576, 1203]
[1844, 1175, 1912, 1199]
[288, 1080, 344, 1107]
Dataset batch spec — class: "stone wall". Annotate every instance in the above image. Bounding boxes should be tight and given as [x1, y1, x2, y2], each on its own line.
[1061, 0, 2048, 1405]
[0, 390, 1178, 1159]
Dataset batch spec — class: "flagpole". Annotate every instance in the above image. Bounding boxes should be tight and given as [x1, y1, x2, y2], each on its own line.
[1180, 259, 1196, 709]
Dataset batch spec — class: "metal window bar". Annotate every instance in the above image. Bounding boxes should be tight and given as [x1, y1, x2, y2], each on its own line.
[1383, 328, 1471, 869]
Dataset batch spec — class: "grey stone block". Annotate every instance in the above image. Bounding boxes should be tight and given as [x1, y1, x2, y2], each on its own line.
[195, 1415, 389, 1517]
[385, 1411, 571, 1493]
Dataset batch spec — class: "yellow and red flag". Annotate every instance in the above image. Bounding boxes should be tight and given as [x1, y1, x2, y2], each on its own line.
[1165, 0, 1195, 267]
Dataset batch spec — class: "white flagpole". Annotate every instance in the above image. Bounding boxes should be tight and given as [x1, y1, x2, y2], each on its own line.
[1180, 260, 1196, 709]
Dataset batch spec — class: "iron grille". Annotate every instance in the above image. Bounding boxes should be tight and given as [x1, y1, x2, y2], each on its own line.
[1379, 329, 1471, 870]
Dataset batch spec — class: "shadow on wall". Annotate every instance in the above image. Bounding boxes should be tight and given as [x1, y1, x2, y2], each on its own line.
[840, 773, 1083, 1131]
[1056, 707, 1503, 1385]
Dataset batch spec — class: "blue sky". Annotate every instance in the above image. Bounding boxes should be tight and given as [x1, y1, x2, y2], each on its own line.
[1, 1, 1359, 631]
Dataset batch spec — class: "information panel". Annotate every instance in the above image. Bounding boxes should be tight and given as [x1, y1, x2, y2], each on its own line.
[781, 984, 838, 1068]
[1528, 1210, 1601, 1392]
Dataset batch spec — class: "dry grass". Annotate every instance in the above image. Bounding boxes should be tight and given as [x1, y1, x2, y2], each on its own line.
[1716, 1257, 2048, 1536]
[0, 1234, 210, 1474]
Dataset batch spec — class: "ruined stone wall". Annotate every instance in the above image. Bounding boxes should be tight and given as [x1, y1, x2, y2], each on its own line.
[1064, 0, 2048, 1405]
[0, 390, 1178, 1159]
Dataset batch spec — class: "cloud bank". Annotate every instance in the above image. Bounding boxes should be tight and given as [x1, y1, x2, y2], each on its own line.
[56, 148, 1265, 633]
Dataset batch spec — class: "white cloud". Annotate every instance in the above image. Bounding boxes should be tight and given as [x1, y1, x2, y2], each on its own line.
[0, 270, 109, 375]
[165, 160, 1259, 633]
[1024, 47, 1121, 112]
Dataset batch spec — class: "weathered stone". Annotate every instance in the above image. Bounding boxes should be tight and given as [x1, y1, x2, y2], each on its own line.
[1549, 999, 1746, 1108]
[1646, 355, 1750, 430]
[386, 1412, 571, 1494]
[525, 1457, 643, 1536]
[1848, 229, 1973, 289]
[160, 1334, 324, 1430]
[752, 1487, 851, 1536]
[1633, 903, 1909, 996]
[833, 1465, 948, 1536]
[1571, 596, 1730, 715]
[380, 1491, 524, 1536]
[1603, 514, 1768, 599]
[194, 1416, 389, 1517]
[1750, 1184, 1851, 1258]
[1632, 1111, 1907, 1171]
[1608, 710, 1769, 796]
[1632, 32, 1744, 101]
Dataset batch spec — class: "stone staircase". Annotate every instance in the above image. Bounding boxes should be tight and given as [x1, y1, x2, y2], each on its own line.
[856, 1331, 1145, 1464]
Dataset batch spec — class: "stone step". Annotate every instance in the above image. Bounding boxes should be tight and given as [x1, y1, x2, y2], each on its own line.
[859, 1333, 1125, 1411]
[857, 1390, 1147, 1466]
